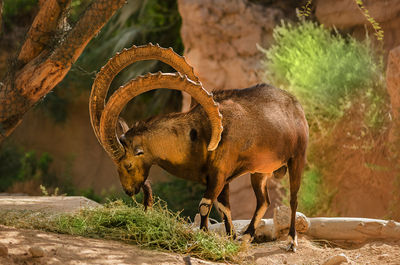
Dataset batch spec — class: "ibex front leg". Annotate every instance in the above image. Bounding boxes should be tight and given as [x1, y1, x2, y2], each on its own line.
[199, 173, 226, 231]
[142, 180, 153, 210]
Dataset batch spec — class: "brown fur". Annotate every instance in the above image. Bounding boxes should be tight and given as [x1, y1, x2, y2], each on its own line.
[118, 83, 308, 248]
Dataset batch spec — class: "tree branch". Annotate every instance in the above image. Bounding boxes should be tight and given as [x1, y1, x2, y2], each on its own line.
[0, 0, 125, 143]
[50, 0, 126, 67]
[18, 0, 71, 64]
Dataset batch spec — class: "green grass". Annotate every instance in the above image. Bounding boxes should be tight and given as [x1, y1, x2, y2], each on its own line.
[281, 166, 336, 217]
[0, 199, 241, 261]
[259, 21, 382, 121]
[297, 167, 335, 216]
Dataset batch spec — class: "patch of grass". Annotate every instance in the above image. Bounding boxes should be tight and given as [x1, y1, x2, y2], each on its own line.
[0, 199, 241, 261]
[259, 21, 382, 121]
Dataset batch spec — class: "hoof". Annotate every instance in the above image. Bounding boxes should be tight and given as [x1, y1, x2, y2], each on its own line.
[285, 242, 297, 252]
[285, 234, 298, 252]
[238, 233, 253, 243]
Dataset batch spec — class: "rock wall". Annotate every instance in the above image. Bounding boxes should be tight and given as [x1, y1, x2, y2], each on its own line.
[178, 0, 284, 92]
[178, 0, 288, 219]
[315, 0, 400, 53]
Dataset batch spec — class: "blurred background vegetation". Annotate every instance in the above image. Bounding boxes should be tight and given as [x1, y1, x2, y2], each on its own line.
[0, 0, 211, 219]
[0, 0, 397, 221]
[259, 19, 390, 217]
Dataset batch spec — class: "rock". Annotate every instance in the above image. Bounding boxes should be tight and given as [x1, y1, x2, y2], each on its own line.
[178, 0, 285, 106]
[0, 243, 8, 257]
[315, 0, 400, 51]
[29, 246, 45, 258]
[386, 46, 400, 121]
[322, 253, 349, 265]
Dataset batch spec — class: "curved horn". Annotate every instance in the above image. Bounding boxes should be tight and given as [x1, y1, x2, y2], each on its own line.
[100, 73, 223, 162]
[89, 43, 199, 145]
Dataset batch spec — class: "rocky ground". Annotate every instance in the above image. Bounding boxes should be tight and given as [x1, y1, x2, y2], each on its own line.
[1, 225, 400, 265]
[1, 196, 400, 265]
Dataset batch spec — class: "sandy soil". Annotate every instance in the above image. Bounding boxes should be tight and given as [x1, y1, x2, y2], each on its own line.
[1, 225, 400, 265]
[0, 225, 221, 265]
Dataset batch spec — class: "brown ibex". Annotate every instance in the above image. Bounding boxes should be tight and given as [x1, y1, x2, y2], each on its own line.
[89, 43, 308, 251]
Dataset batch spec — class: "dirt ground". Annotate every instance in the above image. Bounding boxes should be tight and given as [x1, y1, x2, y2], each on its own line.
[1, 225, 400, 265]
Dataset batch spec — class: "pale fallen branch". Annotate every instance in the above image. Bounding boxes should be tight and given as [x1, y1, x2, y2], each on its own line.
[208, 205, 400, 243]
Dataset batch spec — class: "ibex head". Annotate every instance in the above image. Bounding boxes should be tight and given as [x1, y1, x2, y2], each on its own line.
[89, 43, 223, 196]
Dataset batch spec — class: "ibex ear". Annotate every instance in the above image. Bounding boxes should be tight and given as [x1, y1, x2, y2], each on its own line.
[118, 117, 129, 134]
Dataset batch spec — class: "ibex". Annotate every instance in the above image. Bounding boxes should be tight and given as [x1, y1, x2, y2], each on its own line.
[89, 43, 308, 251]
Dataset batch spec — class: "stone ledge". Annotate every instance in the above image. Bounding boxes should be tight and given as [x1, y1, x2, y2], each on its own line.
[0, 196, 100, 213]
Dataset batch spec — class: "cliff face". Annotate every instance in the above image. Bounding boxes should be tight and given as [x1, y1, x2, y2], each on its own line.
[316, 0, 400, 52]
[178, 0, 284, 92]
[178, 0, 400, 220]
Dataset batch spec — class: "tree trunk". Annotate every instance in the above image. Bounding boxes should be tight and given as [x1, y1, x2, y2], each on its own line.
[0, 0, 125, 144]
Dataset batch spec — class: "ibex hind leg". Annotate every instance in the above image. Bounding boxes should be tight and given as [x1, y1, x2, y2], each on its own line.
[214, 184, 235, 238]
[241, 173, 270, 242]
[286, 153, 306, 252]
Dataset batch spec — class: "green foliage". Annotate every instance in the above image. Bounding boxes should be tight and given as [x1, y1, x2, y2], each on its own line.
[297, 167, 333, 216]
[282, 166, 336, 217]
[260, 21, 382, 120]
[355, 0, 384, 41]
[148, 178, 205, 219]
[0, 142, 24, 191]
[0, 141, 54, 191]
[0, 141, 87, 198]
[109, 176, 219, 221]
[48, 0, 184, 123]
[2, 0, 37, 27]
[363, 87, 389, 130]
[298, 0, 312, 17]
[0, 200, 241, 261]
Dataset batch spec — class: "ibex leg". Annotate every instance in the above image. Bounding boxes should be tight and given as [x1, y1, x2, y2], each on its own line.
[214, 184, 235, 237]
[142, 180, 153, 210]
[199, 174, 226, 231]
[242, 173, 270, 241]
[286, 153, 306, 252]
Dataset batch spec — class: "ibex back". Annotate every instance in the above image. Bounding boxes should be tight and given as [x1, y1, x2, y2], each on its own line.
[89, 44, 308, 252]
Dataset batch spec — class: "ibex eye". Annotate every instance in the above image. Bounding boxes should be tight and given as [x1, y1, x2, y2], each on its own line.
[134, 148, 144, 156]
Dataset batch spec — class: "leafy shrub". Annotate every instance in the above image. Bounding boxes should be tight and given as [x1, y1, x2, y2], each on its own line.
[297, 167, 335, 216]
[281, 166, 336, 217]
[260, 21, 382, 120]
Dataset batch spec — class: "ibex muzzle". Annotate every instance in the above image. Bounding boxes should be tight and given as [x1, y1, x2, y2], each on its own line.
[89, 43, 308, 252]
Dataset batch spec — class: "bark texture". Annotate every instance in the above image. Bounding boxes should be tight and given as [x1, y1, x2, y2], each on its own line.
[0, 0, 125, 144]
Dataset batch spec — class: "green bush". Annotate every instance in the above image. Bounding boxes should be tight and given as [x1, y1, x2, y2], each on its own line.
[2, 0, 37, 27]
[260, 21, 382, 119]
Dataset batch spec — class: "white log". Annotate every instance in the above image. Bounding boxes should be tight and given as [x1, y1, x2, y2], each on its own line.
[205, 207, 400, 243]
[306, 217, 400, 241]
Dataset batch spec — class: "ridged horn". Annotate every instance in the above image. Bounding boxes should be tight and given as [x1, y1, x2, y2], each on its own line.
[100, 73, 223, 162]
[89, 43, 199, 145]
